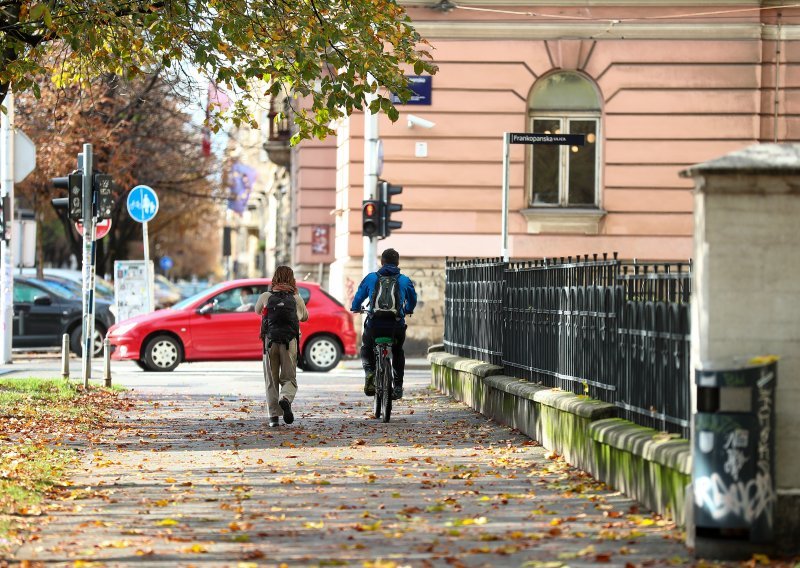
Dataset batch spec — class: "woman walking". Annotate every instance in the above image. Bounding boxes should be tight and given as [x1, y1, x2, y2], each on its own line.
[255, 266, 309, 427]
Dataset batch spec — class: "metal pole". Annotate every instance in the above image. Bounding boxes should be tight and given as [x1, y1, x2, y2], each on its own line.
[81, 143, 93, 387]
[61, 333, 70, 380]
[103, 337, 111, 387]
[501, 132, 510, 262]
[0, 93, 15, 364]
[362, 74, 379, 277]
[142, 220, 152, 312]
[85, 216, 97, 378]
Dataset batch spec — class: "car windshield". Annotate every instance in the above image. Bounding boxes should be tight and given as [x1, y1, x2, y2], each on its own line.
[27, 278, 74, 300]
[94, 277, 114, 298]
[171, 282, 228, 310]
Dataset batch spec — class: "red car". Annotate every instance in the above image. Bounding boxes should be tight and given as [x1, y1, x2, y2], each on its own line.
[107, 279, 357, 372]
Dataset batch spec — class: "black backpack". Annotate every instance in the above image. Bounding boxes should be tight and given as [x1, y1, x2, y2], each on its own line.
[261, 291, 299, 345]
[370, 274, 401, 320]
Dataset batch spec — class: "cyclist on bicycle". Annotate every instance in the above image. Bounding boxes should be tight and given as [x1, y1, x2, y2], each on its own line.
[351, 248, 417, 400]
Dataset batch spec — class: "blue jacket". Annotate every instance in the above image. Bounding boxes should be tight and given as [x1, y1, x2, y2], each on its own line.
[350, 264, 417, 327]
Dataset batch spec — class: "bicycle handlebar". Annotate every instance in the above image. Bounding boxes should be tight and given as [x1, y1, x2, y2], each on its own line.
[351, 308, 413, 316]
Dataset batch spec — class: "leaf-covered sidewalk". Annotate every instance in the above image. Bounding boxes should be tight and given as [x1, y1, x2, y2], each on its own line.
[12, 386, 691, 567]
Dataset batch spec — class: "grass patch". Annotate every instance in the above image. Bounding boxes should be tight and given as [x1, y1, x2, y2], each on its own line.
[0, 378, 123, 552]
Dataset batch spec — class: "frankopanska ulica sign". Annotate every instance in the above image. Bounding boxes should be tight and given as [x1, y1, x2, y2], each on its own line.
[508, 132, 585, 146]
[499, 131, 586, 261]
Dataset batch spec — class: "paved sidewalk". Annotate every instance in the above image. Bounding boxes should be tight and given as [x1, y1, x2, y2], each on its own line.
[13, 384, 691, 567]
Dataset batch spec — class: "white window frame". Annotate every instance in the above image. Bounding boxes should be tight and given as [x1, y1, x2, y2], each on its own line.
[528, 113, 601, 209]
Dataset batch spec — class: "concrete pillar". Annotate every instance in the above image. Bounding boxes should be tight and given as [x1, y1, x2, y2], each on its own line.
[682, 144, 800, 556]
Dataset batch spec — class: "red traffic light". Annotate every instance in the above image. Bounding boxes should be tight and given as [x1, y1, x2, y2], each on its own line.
[362, 199, 381, 237]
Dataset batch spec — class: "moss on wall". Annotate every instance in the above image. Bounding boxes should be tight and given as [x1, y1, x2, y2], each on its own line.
[430, 354, 691, 524]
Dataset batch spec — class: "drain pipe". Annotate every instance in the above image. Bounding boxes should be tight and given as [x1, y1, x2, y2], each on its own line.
[774, 13, 782, 143]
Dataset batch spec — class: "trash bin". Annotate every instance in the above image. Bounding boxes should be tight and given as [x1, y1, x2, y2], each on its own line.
[693, 356, 778, 559]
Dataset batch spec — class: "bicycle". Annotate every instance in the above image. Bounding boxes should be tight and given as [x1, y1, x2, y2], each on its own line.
[372, 335, 395, 423]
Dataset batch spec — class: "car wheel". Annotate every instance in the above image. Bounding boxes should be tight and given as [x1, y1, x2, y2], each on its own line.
[134, 360, 148, 371]
[303, 335, 342, 372]
[70, 324, 107, 358]
[143, 334, 182, 372]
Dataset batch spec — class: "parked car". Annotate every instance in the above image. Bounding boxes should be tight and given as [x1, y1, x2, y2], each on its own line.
[12, 276, 115, 356]
[176, 279, 212, 299]
[154, 274, 182, 308]
[107, 278, 357, 372]
[20, 268, 115, 301]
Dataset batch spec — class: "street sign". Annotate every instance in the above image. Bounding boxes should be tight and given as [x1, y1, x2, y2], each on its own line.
[159, 256, 173, 271]
[391, 75, 432, 105]
[75, 218, 112, 240]
[14, 130, 36, 183]
[508, 132, 585, 146]
[127, 185, 159, 223]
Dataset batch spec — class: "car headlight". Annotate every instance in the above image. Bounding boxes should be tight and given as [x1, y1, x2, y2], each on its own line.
[110, 322, 138, 337]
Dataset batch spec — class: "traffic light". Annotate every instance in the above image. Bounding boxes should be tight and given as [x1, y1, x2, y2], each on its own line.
[379, 179, 403, 237]
[362, 199, 382, 237]
[51, 171, 84, 221]
[94, 173, 114, 219]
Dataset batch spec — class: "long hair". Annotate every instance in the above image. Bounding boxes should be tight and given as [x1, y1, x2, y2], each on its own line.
[271, 265, 297, 292]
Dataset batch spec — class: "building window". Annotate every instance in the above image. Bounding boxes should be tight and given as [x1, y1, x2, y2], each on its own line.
[528, 72, 601, 209]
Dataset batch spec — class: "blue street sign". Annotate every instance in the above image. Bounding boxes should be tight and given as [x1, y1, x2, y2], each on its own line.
[127, 185, 159, 223]
[391, 75, 432, 106]
[159, 256, 174, 271]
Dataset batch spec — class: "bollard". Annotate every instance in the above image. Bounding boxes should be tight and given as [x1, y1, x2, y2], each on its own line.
[103, 338, 111, 387]
[61, 333, 70, 380]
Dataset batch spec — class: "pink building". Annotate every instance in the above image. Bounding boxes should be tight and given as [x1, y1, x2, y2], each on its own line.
[283, 1, 800, 351]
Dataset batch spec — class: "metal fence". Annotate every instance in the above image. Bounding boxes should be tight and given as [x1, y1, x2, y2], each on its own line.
[444, 254, 692, 437]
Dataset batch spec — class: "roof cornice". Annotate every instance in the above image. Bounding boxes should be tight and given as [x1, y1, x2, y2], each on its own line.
[410, 21, 800, 40]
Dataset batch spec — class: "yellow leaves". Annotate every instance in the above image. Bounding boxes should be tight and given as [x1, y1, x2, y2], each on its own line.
[749, 554, 771, 565]
[73, 561, 102, 568]
[303, 521, 325, 529]
[363, 560, 400, 568]
[749, 355, 779, 365]
[447, 516, 487, 527]
[98, 540, 132, 549]
[154, 518, 180, 526]
[164, 477, 176, 483]
[354, 520, 382, 531]
[181, 543, 209, 553]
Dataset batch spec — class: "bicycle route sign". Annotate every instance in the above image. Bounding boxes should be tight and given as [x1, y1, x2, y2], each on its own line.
[127, 185, 159, 223]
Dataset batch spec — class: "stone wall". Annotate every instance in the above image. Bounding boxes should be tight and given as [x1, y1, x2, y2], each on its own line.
[430, 351, 692, 524]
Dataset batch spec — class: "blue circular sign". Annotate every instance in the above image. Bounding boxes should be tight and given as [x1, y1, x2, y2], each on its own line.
[159, 256, 174, 271]
[127, 185, 159, 223]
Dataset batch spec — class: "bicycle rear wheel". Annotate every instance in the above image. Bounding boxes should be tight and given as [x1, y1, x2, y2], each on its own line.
[373, 388, 382, 419]
[381, 360, 392, 423]
[373, 356, 382, 419]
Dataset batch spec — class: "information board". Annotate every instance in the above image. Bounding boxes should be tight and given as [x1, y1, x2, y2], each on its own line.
[114, 260, 154, 323]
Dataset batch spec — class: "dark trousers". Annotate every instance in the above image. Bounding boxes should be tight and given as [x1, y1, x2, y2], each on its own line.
[361, 324, 406, 386]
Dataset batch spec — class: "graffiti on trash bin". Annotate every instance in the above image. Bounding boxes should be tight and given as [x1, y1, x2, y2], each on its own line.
[694, 369, 776, 528]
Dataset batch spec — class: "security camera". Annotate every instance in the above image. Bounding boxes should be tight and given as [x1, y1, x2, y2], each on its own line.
[407, 114, 436, 129]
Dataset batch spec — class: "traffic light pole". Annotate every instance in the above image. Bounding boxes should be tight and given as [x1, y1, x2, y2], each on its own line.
[362, 76, 379, 276]
[80, 143, 95, 387]
[0, 93, 14, 363]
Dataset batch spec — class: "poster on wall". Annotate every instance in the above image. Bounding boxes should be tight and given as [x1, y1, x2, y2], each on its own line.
[114, 260, 154, 323]
[312, 225, 330, 255]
